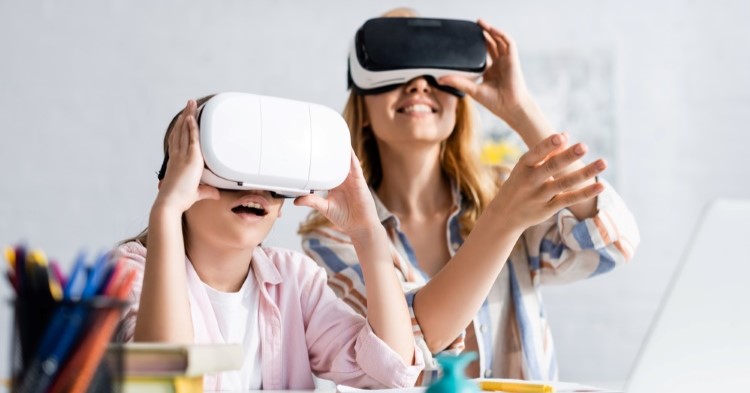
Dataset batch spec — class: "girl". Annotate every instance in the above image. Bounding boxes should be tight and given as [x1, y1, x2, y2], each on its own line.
[299, 9, 640, 383]
[115, 97, 423, 390]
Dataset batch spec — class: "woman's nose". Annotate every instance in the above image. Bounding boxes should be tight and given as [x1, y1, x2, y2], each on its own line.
[404, 76, 432, 94]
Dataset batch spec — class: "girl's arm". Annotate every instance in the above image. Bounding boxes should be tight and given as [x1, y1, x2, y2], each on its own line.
[134, 100, 219, 343]
[296, 152, 414, 365]
[440, 19, 599, 220]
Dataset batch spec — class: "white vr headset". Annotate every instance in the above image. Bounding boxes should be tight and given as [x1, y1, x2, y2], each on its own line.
[158, 92, 351, 197]
[348, 17, 488, 97]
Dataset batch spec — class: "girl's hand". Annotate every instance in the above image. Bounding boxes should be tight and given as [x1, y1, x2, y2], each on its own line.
[294, 150, 381, 238]
[153, 100, 219, 214]
[438, 19, 533, 124]
[491, 133, 606, 230]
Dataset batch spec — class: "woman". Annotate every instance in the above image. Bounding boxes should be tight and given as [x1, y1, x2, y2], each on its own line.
[299, 8, 639, 383]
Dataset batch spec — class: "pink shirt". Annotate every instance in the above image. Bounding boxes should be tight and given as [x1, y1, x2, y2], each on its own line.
[114, 242, 423, 390]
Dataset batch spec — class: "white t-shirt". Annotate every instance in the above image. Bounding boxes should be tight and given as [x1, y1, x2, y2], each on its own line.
[204, 269, 262, 390]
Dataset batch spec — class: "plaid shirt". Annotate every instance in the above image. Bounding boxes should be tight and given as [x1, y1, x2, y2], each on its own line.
[301, 179, 639, 384]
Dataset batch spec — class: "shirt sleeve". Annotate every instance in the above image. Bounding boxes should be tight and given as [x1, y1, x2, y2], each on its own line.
[520, 178, 641, 285]
[298, 256, 424, 388]
[301, 227, 464, 386]
[110, 242, 148, 342]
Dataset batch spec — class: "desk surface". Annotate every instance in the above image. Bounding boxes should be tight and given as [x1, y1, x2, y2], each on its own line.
[1, 377, 625, 393]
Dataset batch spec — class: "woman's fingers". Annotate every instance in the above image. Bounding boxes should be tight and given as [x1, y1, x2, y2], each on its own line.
[477, 19, 507, 54]
[520, 133, 607, 206]
[545, 159, 606, 196]
[547, 181, 605, 212]
[482, 29, 500, 60]
[477, 19, 512, 55]
[533, 142, 588, 183]
[491, 27, 517, 57]
[437, 75, 479, 97]
[520, 133, 568, 168]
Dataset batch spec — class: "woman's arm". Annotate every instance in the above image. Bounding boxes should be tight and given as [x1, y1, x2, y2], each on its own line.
[296, 151, 415, 365]
[304, 135, 605, 354]
[440, 19, 600, 220]
[414, 133, 605, 351]
[134, 100, 219, 343]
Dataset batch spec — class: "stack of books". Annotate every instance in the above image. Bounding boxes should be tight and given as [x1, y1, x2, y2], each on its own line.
[107, 343, 243, 393]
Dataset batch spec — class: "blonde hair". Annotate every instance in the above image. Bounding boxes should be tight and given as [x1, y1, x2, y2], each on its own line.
[299, 27, 503, 239]
[120, 94, 216, 247]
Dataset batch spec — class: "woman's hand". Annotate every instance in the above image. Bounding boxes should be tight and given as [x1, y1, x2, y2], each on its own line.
[491, 132, 606, 230]
[294, 150, 381, 239]
[438, 19, 533, 125]
[153, 100, 219, 214]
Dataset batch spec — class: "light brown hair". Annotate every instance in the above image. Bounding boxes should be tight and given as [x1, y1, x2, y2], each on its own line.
[298, 9, 501, 239]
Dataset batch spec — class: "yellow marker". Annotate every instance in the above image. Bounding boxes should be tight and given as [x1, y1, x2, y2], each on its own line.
[28, 249, 48, 266]
[479, 380, 554, 393]
[4, 246, 15, 269]
[48, 267, 63, 300]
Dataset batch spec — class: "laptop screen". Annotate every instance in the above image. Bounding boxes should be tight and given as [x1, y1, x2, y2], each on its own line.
[626, 199, 750, 392]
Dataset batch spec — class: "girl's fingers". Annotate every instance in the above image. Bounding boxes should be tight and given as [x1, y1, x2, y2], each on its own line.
[168, 105, 188, 156]
[196, 184, 220, 201]
[349, 148, 364, 175]
[294, 194, 329, 215]
[521, 133, 568, 168]
[179, 101, 195, 157]
[547, 181, 605, 212]
[186, 113, 200, 157]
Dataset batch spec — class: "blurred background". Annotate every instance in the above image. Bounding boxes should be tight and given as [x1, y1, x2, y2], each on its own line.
[1, 0, 748, 386]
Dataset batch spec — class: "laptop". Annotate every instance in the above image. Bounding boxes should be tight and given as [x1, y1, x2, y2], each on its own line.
[625, 199, 750, 392]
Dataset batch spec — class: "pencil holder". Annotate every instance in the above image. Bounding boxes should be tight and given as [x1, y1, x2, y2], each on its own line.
[10, 297, 127, 393]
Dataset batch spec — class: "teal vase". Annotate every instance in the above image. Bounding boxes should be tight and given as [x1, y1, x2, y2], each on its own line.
[426, 352, 480, 393]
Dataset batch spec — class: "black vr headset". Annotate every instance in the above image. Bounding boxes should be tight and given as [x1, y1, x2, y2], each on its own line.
[347, 17, 488, 97]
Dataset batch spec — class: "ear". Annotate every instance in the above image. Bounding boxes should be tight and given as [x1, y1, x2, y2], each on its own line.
[157, 180, 162, 190]
[276, 200, 284, 218]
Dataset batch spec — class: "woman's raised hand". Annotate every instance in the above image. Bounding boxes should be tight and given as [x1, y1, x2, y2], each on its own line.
[294, 150, 381, 239]
[438, 19, 533, 124]
[491, 133, 606, 230]
[154, 100, 219, 214]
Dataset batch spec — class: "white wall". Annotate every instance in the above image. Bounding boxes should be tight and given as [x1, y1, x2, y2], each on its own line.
[1, 0, 748, 384]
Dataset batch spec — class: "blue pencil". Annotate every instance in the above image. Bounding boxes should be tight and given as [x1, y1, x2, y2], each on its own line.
[15, 251, 114, 393]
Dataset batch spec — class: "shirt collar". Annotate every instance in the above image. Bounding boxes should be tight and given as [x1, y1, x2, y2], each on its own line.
[369, 181, 463, 227]
[250, 246, 283, 285]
